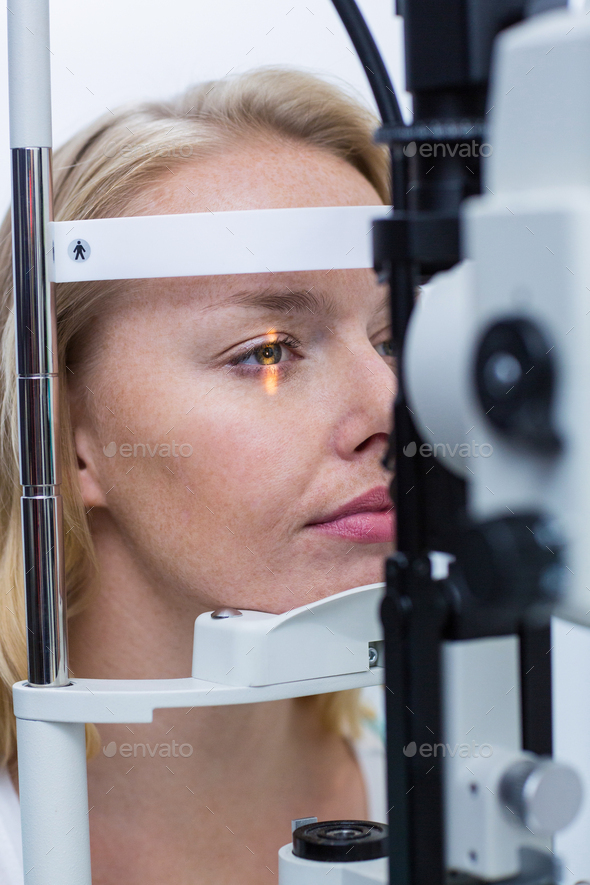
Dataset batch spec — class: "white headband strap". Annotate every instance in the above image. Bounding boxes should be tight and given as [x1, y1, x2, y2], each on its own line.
[51, 204, 392, 283]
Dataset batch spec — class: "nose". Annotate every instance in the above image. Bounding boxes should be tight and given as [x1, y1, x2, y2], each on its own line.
[330, 336, 397, 461]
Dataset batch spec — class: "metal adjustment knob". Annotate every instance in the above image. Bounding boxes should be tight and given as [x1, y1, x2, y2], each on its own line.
[211, 607, 243, 619]
[499, 758, 582, 835]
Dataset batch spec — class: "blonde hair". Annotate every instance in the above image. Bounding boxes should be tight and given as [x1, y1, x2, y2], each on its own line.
[0, 67, 389, 772]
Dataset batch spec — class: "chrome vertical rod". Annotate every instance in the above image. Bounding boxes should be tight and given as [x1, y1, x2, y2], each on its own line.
[8, 1, 68, 686]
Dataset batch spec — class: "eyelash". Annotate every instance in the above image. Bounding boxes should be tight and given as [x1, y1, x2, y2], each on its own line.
[228, 335, 301, 372]
[226, 334, 396, 374]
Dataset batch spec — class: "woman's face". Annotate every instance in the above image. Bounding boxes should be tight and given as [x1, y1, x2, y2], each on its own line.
[72, 136, 396, 615]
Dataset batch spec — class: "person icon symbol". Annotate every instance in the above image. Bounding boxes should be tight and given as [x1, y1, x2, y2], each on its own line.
[68, 238, 91, 264]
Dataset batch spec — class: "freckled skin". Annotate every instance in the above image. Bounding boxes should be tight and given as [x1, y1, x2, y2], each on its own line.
[62, 137, 396, 885]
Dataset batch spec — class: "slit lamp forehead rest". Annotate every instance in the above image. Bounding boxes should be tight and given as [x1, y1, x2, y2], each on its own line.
[51, 204, 392, 282]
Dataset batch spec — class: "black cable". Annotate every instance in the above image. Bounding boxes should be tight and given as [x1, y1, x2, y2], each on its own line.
[330, 0, 404, 127]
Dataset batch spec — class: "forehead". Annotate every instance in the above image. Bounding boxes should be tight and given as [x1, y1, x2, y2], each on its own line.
[133, 136, 383, 216]
[119, 267, 387, 324]
[115, 137, 386, 317]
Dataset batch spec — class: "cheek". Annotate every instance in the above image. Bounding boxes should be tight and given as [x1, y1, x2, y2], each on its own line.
[175, 394, 314, 525]
[90, 362, 332, 605]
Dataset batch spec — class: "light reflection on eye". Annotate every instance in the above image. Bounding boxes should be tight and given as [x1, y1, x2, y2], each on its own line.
[239, 341, 287, 367]
[260, 331, 280, 395]
[230, 332, 300, 371]
[229, 329, 299, 395]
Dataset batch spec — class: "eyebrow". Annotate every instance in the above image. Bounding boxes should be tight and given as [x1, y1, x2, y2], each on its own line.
[202, 286, 339, 317]
[201, 286, 390, 318]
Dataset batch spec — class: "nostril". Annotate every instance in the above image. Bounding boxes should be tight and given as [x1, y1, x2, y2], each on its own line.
[355, 437, 373, 453]
[355, 431, 389, 455]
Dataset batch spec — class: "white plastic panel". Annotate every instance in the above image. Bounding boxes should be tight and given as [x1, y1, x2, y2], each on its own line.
[13, 669, 385, 724]
[14, 584, 386, 723]
[51, 205, 392, 281]
[17, 719, 91, 885]
[278, 844, 388, 885]
[192, 583, 385, 687]
[441, 637, 546, 880]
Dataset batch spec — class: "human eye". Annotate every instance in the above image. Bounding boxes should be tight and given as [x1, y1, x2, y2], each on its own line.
[375, 338, 395, 359]
[227, 334, 301, 372]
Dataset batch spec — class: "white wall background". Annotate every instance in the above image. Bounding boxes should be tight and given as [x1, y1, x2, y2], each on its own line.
[0, 0, 411, 216]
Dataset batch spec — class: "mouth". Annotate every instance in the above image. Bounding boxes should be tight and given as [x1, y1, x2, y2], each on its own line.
[305, 485, 396, 544]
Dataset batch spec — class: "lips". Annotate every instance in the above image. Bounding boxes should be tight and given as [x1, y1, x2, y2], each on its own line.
[306, 486, 395, 544]
[307, 485, 393, 525]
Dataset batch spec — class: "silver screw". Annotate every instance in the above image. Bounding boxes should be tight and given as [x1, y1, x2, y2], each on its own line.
[211, 607, 243, 619]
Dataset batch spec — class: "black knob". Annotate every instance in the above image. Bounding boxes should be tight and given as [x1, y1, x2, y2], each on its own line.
[292, 820, 388, 863]
[475, 317, 561, 455]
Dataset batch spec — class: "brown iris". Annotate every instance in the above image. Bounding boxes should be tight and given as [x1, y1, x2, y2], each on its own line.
[256, 342, 282, 365]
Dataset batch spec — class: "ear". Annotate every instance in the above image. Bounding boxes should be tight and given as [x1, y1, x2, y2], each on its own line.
[72, 425, 109, 510]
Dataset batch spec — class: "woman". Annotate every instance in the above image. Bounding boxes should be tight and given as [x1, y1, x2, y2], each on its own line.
[0, 68, 395, 884]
